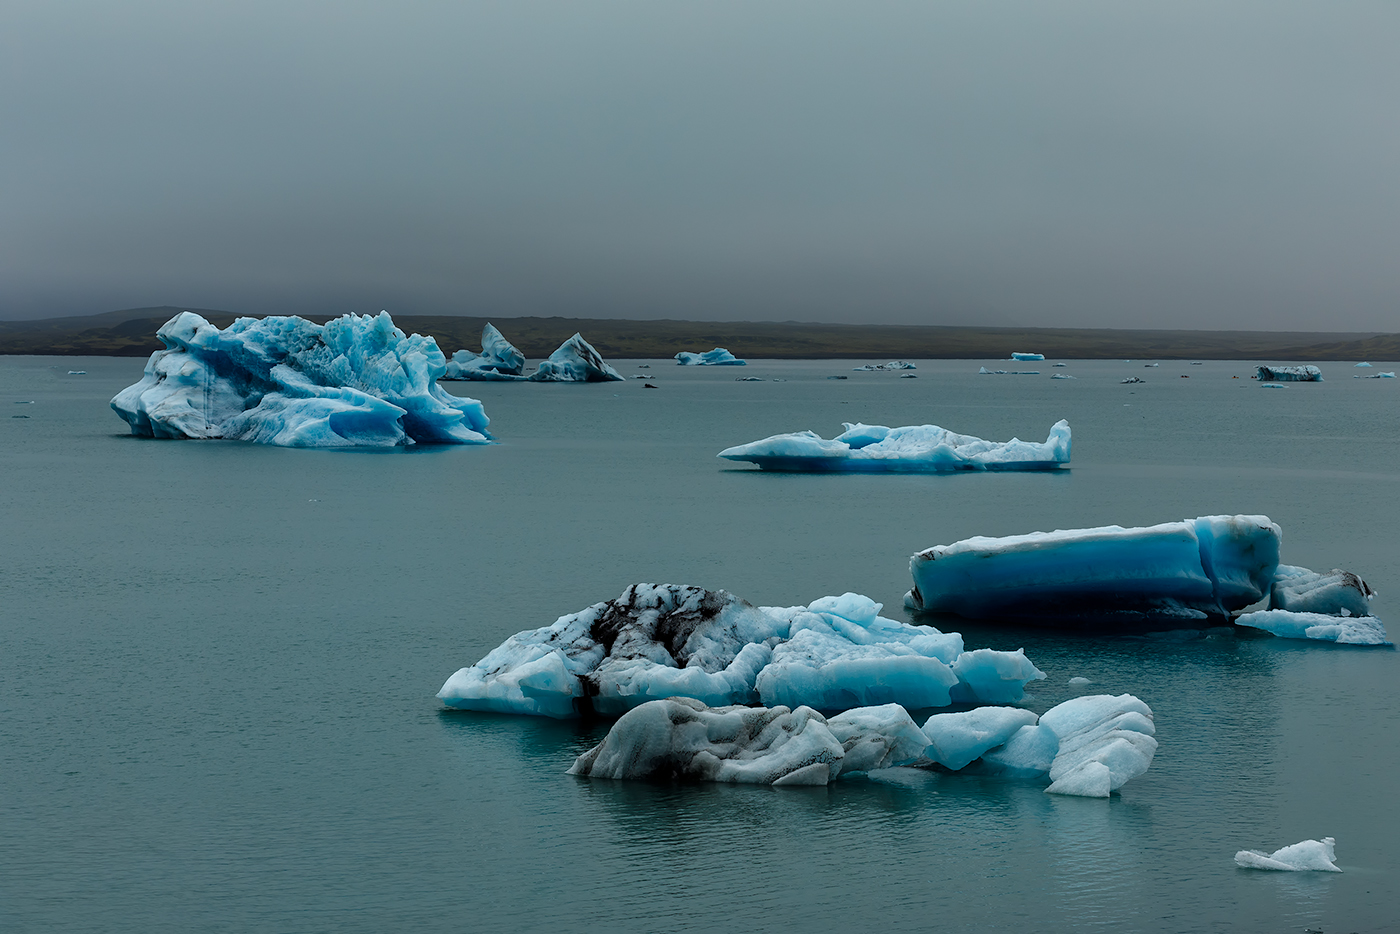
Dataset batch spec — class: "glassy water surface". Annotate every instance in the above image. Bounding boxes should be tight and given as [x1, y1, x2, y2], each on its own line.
[2, 355, 1397, 932]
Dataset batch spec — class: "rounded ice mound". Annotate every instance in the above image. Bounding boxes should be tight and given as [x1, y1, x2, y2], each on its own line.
[1235, 837, 1340, 872]
[675, 348, 746, 366]
[110, 311, 491, 447]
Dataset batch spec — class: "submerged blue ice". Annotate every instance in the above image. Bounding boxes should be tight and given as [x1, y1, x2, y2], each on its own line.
[676, 348, 746, 366]
[906, 515, 1281, 620]
[111, 311, 491, 447]
[717, 419, 1070, 472]
[437, 585, 1046, 719]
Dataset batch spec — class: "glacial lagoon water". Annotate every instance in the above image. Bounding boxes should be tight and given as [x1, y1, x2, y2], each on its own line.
[2, 355, 1397, 933]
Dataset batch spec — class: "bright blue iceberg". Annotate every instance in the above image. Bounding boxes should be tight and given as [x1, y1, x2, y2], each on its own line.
[676, 348, 746, 366]
[906, 515, 1281, 621]
[718, 419, 1070, 473]
[111, 311, 491, 447]
[1011, 352, 1045, 361]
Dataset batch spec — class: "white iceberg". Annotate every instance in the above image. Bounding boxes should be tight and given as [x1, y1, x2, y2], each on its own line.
[1269, 565, 1374, 617]
[675, 348, 746, 366]
[111, 311, 491, 448]
[906, 515, 1281, 621]
[717, 419, 1071, 473]
[1235, 837, 1340, 872]
[1235, 610, 1390, 646]
[1041, 693, 1157, 797]
[438, 586, 1046, 719]
[1355, 371, 1396, 379]
[442, 324, 527, 380]
[980, 367, 1040, 375]
[853, 361, 917, 371]
[1051, 373, 1075, 380]
[1011, 352, 1045, 361]
[530, 333, 624, 382]
[1256, 365, 1322, 381]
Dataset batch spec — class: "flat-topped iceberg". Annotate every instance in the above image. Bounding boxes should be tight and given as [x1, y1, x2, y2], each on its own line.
[1256, 365, 1322, 381]
[676, 348, 746, 366]
[853, 361, 916, 371]
[111, 311, 491, 447]
[1011, 352, 1044, 361]
[566, 692, 1156, 796]
[437, 585, 1046, 718]
[442, 324, 526, 380]
[1235, 610, 1390, 645]
[1235, 838, 1340, 872]
[717, 419, 1070, 473]
[906, 515, 1281, 621]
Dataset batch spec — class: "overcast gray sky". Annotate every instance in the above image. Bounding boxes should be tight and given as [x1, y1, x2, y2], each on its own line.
[2, 1, 1396, 329]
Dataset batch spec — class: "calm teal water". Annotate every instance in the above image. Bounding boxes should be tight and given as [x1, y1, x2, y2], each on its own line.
[2, 355, 1397, 933]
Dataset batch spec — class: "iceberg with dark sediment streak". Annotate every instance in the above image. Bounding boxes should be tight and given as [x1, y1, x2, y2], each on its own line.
[1269, 565, 1374, 617]
[442, 324, 526, 380]
[717, 420, 1070, 472]
[676, 348, 746, 366]
[853, 361, 917, 371]
[436, 585, 1045, 719]
[529, 333, 624, 381]
[110, 311, 491, 447]
[1256, 364, 1322, 381]
[565, 692, 1156, 796]
[905, 515, 1281, 621]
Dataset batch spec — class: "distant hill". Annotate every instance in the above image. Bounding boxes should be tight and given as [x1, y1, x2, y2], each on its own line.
[1, 306, 1395, 361]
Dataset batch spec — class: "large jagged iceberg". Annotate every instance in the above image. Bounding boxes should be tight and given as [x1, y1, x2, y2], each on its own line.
[675, 348, 746, 366]
[437, 585, 1045, 719]
[1256, 365, 1322, 381]
[906, 515, 1281, 621]
[111, 311, 491, 447]
[717, 420, 1070, 472]
[442, 324, 526, 380]
[565, 692, 1156, 796]
[1235, 838, 1340, 872]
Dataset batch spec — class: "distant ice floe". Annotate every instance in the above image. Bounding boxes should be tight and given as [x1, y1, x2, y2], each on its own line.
[437, 585, 1047, 719]
[441, 326, 623, 382]
[1256, 365, 1322, 381]
[1354, 371, 1396, 379]
[1051, 374, 1076, 380]
[1354, 362, 1372, 367]
[906, 516, 1281, 621]
[853, 361, 917, 371]
[981, 367, 1040, 375]
[565, 692, 1156, 796]
[111, 311, 491, 448]
[717, 419, 1070, 472]
[1011, 352, 1045, 361]
[675, 348, 746, 366]
[1235, 838, 1340, 872]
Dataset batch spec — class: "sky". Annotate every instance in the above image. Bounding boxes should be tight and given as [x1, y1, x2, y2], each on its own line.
[2, 1, 1397, 330]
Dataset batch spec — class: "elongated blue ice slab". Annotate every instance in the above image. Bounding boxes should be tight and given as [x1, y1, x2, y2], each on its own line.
[717, 419, 1070, 473]
[111, 311, 491, 447]
[565, 692, 1156, 795]
[442, 324, 526, 380]
[1236, 610, 1390, 645]
[905, 515, 1281, 620]
[437, 586, 1046, 719]
[1011, 352, 1045, 361]
[675, 348, 746, 366]
[1256, 364, 1322, 381]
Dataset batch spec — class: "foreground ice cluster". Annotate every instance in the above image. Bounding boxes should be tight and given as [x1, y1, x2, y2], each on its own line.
[111, 311, 491, 447]
[717, 419, 1070, 472]
[1256, 365, 1322, 381]
[566, 692, 1155, 797]
[1235, 838, 1340, 872]
[675, 348, 746, 366]
[437, 585, 1046, 719]
[442, 325, 623, 382]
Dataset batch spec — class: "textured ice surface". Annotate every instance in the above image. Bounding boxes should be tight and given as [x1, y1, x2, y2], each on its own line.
[718, 419, 1070, 473]
[111, 311, 491, 447]
[438, 586, 1046, 718]
[1256, 365, 1322, 381]
[906, 515, 1281, 620]
[853, 361, 917, 371]
[922, 707, 1039, 770]
[1235, 610, 1391, 645]
[1041, 694, 1157, 797]
[442, 324, 526, 380]
[825, 704, 935, 774]
[1269, 565, 1374, 616]
[675, 348, 746, 366]
[1011, 352, 1045, 361]
[1235, 837, 1340, 871]
[530, 333, 624, 382]
[978, 724, 1060, 776]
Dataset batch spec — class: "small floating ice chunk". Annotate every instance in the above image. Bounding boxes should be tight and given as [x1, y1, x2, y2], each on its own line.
[1011, 352, 1045, 361]
[980, 367, 1040, 375]
[1068, 676, 1092, 685]
[718, 419, 1070, 473]
[1260, 383, 1286, 389]
[922, 707, 1039, 770]
[1052, 362, 1068, 367]
[1051, 374, 1075, 379]
[1270, 565, 1374, 617]
[853, 361, 917, 371]
[1256, 365, 1322, 382]
[1235, 610, 1390, 646]
[1354, 362, 1372, 367]
[1041, 694, 1157, 797]
[67, 370, 87, 375]
[1235, 837, 1340, 872]
[675, 348, 746, 366]
[736, 376, 765, 381]
[1121, 376, 1145, 384]
[530, 333, 624, 382]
